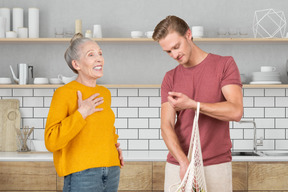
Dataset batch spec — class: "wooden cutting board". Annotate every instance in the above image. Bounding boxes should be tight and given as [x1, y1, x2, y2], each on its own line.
[0, 99, 21, 151]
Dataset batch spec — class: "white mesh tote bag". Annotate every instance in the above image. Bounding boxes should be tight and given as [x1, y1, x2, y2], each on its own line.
[170, 102, 208, 192]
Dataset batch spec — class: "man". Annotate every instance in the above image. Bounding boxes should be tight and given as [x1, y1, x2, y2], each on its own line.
[152, 15, 243, 192]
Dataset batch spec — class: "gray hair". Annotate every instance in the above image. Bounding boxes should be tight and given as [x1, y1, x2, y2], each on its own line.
[64, 33, 95, 74]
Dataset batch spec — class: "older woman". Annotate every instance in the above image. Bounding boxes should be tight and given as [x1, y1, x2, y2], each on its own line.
[45, 33, 124, 192]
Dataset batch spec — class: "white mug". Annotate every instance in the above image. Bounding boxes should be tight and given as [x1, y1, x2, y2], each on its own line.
[93, 25, 102, 38]
[145, 31, 154, 38]
[6, 31, 17, 38]
[261, 66, 276, 72]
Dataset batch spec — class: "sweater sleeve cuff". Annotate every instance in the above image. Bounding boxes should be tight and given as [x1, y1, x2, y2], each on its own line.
[75, 110, 86, 126]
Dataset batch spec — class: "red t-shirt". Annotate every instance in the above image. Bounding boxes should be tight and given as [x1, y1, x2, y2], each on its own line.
[161, 53, 242, 166]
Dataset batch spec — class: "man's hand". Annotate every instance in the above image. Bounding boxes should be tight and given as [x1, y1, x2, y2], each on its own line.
[115, 143, 124, 168]
[179, 159, 190, 181]
[168, 92, 196, 111]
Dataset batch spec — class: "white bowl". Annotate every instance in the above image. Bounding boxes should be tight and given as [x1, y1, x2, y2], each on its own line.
[0, 77, 12, 84]
[34, 77, 49, 84]
[131, 31, 143, 38]
[49, 78, 63, 84]
[252, 75, 280, 81]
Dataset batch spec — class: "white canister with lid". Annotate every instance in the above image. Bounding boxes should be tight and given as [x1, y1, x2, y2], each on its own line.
[85, 30, 92, 38]
[93, 25, 102, 38]
[0, 17, 5, 38]
[18, 27, 28, 38]
[28, 8, 39, 38]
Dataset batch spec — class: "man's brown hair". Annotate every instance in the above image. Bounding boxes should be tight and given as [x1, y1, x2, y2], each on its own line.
[152, 15, 191, 42]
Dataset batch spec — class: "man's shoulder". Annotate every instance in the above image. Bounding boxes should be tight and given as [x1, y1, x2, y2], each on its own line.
[209, 53, 234, 64]
[165, 65, 181, 76]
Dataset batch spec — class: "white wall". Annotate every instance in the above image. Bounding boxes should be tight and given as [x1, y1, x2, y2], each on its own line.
[1, 0, 288, 83]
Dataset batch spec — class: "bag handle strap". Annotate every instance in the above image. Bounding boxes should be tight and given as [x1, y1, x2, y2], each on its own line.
[195, 102, 200, 122]
[187, 102, 200, 161]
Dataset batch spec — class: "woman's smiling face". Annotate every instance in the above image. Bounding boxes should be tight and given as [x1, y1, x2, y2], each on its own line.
[74, 41, 104, 80]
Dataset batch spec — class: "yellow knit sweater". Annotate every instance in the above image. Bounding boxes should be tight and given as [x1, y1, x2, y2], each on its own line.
[45, 81, 120, 177]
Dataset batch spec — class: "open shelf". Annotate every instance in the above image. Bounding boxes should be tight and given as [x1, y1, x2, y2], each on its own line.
[0, 84, 287, 88]
[1, 38, 288, 43]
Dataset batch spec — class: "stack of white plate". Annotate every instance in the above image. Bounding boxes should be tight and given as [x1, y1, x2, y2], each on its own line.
[250, 72, 281, 84]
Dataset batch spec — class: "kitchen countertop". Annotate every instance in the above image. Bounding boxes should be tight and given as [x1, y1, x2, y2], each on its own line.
[1, 151, 288, 162]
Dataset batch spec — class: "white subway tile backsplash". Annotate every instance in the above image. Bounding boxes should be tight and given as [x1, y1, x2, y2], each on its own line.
[265, 89, 285, 96]
[244, 89, 264, 96]
[13, 89, 33, 96]
[254, 118, 274, 129]
[118, 129, 138, 139]
[118, 108, 138, 118]
[34, 108, 49, 118]
[128, 97, 148, 107]
[111, 97, 127, 107]
[44, 97, 52, 107]
[275, 119, 288, 128]
[234, 120, 254, 129]
[115, 118, 128, 128]
[230, 129, 243, 139]
[254, 97, 274, 107]
[23, 97, 43, 107]
[139, 89, 159, 96]
[128, 118, 148, 128]
[149, 118, 161, 128]
[243, 108, 264, 118]
[243, 129, 264, 139]
[19, 108, 33, 118]
[34, 89, 54, 96]
[111, 108, 117, 117]
[108, 88, 117, 96]
[233, 140, 253, 150]
[2, 87, 288, 153]
[128, 140, 148, 150]
[117, 140, 128, 150]
[229, 121, 233, 128]
[118, 89, 138, 96]
[33, 129, 45, 140]
[275, 140, 288, 150]
[265, 129, 285, 139]
[265, 108, 285, 118]
[22, 118, 44, 129]
[257, 140, 275, 150]
[276, 97, 288, 107]
[149, 140, 167, 150]
[2, 97, 22, 107]
[139, 108, 159, 118]
[139, 129, 159, 139]
[149, 97, 161, 107]
[243, 97, 253, 107]
[0, 89, 12, 96]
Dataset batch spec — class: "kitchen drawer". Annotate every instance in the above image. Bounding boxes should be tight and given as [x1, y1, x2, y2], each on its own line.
[57, 162, 156, 191]
[232, 162, 248, 191]
[248, 162, 288, 191]
[0, 161, 56, 191]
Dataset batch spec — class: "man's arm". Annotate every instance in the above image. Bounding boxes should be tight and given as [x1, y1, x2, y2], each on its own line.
[168, 84, 243, 122]
[161, 102, 189, 180]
